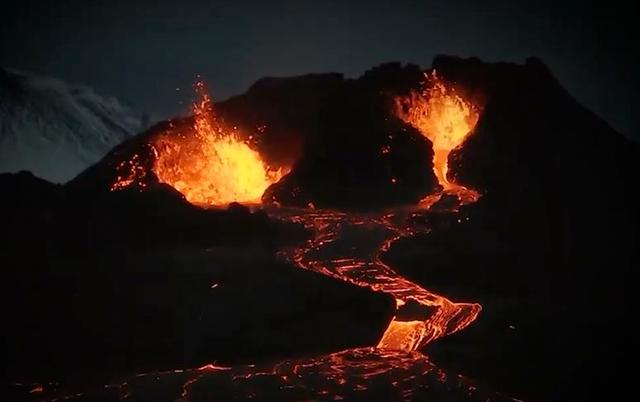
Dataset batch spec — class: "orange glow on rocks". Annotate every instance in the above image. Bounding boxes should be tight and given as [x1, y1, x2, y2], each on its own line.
[395, 71, 479, 189]
[111, 82, 287, 206]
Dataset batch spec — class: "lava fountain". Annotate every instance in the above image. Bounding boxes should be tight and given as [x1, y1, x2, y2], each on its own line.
[111, 81, 286, 206]
[395, 71, 479, 191]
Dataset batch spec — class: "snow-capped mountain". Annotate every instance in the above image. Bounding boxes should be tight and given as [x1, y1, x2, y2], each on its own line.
[0, 68, 147, 183]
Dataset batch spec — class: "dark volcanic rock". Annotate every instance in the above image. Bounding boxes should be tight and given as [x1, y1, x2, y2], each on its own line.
[263, 63, 438, 209]
[1, 171, 306, 259]
[217, 73, 345, 169]
[65, 119, 176, 199]
[3, 247, 394, 385]
[384, 56, 639, 402]
[0, 171, 64, 262]
[1, 172, 394, 385]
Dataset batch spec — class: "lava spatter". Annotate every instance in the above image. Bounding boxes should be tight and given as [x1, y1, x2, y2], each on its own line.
[395, 71, 481, 204]
[111, 81, 287, 206]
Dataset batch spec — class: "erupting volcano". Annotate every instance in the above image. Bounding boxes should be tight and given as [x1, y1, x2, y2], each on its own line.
[112, 81, 286, 206]
[108, 74, 483, 353]
[77, 66, 488, 400]
[5, 54, 637, 402]
[395, 71, 479, 199]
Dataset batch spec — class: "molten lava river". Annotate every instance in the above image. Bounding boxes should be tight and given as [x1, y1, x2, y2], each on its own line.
[37, 206, 515, 402]
[30, 76, 521, 401]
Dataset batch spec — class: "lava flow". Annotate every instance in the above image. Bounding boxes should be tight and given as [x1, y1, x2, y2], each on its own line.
[275, 205, 481, 352]
[395, 70, 480, 205]
[39, 348, 515, 402]
[30, 205, 491, 402]
[111, 81, 287, 206]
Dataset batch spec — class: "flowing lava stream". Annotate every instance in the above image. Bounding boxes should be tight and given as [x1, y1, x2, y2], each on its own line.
[24, 205, 511, 402]
[22, 76, 522, 401]
[276, 207, 482, 351]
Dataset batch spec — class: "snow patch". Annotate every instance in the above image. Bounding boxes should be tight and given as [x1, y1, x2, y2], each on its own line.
[0, 68, 147, 183]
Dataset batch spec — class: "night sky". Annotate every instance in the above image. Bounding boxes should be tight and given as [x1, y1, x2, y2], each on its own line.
[2, 0, 638, 139]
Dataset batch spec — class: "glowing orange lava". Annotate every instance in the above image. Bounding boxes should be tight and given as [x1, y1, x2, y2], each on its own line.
[281, 208, 481, 352]
[153, 82, 286, 205]
[111, 82, 286, 206]
[395, 71, 479, 189]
